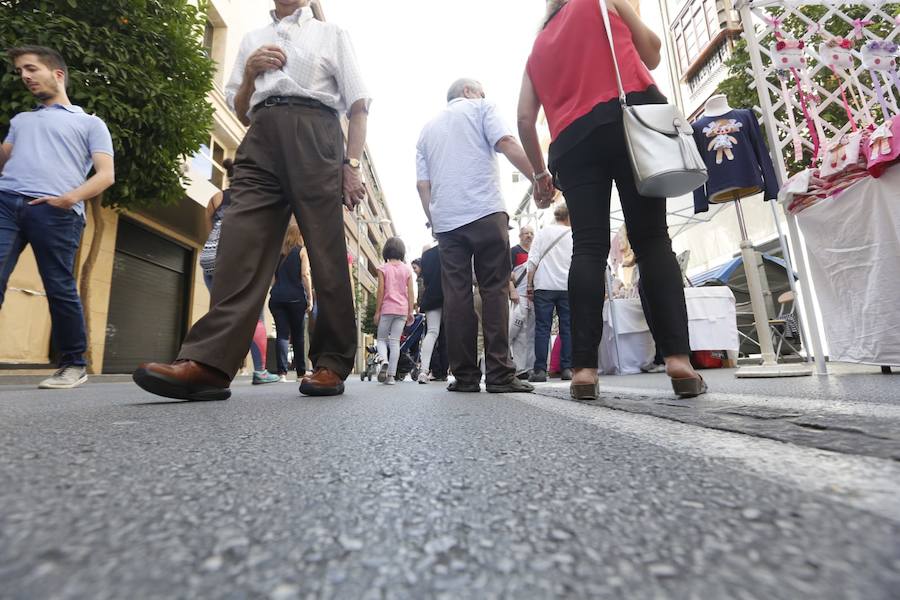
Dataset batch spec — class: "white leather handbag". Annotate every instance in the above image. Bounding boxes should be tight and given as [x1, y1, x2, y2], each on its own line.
[598, 0, 708, 198]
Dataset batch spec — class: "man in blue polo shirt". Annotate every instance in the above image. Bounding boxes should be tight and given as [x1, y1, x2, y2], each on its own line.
[0, 46, 115, 389]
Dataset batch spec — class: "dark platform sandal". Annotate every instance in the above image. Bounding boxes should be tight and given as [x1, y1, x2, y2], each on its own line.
[671, 375, 708, 399]
[570, 382, 600, 400]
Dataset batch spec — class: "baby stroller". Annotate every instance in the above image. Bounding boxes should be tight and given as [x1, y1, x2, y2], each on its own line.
[395, 314, 426, 381]
[361, 344, 379, 382]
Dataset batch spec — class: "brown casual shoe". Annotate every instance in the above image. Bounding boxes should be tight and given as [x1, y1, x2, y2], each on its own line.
[133, 360, 231, 401]
[299, 367, 345, 397]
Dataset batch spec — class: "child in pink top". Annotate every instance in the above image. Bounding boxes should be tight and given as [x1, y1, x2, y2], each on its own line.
[375, 237, 415, 384]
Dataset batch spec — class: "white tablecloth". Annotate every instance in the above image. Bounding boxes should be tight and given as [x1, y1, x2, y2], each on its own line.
[796, 166, 900, 367]
[600, 287, 738, 375]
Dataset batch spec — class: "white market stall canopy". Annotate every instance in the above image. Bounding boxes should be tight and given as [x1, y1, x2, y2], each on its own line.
[513, 186, 731, 239]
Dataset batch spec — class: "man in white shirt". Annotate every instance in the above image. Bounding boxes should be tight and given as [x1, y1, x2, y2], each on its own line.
[509, 226, 536, 380]
[526, 204, 573, 383]
[135, 0, 370, 400]
[416, 79, 551, 393]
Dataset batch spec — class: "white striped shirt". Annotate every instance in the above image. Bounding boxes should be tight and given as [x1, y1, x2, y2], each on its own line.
[225, 7, 370, 118]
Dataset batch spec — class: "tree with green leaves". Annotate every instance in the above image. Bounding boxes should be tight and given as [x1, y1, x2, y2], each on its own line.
[0, 0, 216, 368]
[717, 4, 898, 175]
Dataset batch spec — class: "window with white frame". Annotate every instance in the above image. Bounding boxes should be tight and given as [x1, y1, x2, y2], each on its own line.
[670, 0, 739, 79]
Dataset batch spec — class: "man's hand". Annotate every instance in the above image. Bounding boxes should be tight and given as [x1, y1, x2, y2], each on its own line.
[245, 45, 286, 79]
[510, 288, 521, 305]
[406, 312, 414, 327]
[526, 285, 535, 302]
[343, 164, 366, 209]
[29, 194, 79, 210]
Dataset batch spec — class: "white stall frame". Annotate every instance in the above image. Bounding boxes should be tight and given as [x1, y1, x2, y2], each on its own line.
[737, 0, 900, 375]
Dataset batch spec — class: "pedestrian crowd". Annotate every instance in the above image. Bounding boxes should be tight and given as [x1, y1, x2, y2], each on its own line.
[1, 0, 706, 401]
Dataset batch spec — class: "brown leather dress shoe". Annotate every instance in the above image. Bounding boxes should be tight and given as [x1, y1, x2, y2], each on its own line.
[299, 367, 345, 397]
[133, 360, 231, 401]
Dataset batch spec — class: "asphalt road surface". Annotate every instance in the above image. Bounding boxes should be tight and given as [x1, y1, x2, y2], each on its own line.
[1, 366, 899, 599]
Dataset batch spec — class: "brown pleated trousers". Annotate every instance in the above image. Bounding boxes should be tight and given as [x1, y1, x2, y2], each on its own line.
[436, 212, 516, 386]
[178, 103, 356, 379]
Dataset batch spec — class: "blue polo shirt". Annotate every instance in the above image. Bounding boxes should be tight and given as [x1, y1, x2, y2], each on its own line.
[0, 104, 114, 217]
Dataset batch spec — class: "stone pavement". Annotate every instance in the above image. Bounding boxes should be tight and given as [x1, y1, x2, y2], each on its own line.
[1, 363, 898, 599]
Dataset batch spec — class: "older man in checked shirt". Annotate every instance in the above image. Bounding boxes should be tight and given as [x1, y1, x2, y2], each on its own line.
[134, 0, 370, 399]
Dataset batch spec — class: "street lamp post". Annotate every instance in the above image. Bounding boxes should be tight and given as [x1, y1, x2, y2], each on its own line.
[354, 213, 391, 372]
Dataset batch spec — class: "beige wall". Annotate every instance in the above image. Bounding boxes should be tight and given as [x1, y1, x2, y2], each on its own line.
[0, 247, 51, 363]
[80, 208, 118, 371]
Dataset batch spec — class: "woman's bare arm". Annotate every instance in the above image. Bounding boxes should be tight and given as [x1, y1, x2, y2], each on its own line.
[205, 191, 223, 234]
[610, 0, 661, 70]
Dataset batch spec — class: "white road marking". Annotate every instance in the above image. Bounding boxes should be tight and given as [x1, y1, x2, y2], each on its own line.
[538, 381, 900, 419]
[516, 392, 900, 523]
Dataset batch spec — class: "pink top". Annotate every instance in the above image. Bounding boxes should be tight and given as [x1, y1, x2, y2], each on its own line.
[378, 262, 412, 316]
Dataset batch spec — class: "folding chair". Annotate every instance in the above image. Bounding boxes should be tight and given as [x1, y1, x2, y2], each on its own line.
[767, 291, 802, 356]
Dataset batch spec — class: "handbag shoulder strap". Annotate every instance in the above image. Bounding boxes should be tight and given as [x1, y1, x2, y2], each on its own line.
[514, 266, 528, 288]
[598, 0, 627, 104]
[534, 229, 570, 276]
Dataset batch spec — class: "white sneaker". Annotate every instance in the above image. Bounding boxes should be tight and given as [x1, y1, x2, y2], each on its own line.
[38, 366, 88, 389]
[278, 375, 288, 383]
[417, 372, 429, 384]
[384, 378, 396, 386]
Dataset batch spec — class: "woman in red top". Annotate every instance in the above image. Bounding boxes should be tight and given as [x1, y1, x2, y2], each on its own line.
[518, 0, 704, 400]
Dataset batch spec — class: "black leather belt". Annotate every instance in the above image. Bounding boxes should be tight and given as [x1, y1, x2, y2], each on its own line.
[253, 95, 336, 114]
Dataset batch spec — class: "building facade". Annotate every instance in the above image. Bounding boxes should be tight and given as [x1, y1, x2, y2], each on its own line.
[662, 0, 743, 119]
[0, 0, 394, 375]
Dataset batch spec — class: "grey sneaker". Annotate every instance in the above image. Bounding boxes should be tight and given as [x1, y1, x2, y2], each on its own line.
[529, 369, 548, 383]
[38, 366, 88, 389]
[377, 363, 389, 383]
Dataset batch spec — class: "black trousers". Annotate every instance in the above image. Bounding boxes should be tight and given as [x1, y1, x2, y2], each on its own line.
[429, 316, 449, 378]
[555, 121, 691, 369]
[269, 299, 308, 377]
[436, 212, 515, 385]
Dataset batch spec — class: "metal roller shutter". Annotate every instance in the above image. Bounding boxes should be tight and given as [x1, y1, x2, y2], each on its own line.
[103, 219, 191, 373]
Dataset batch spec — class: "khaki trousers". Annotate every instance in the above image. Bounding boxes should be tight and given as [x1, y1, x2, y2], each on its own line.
[179, 103, 356, 379]
[437, 212, 515, 386]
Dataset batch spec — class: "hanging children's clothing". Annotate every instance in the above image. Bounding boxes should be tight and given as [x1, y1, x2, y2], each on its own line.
[692, 109, 780, 213]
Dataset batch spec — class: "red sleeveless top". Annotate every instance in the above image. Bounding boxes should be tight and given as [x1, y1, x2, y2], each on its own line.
[526, 0, 658, 141]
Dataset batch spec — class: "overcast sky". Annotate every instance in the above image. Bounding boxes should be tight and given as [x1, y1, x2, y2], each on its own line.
[240, 0, 547, 256]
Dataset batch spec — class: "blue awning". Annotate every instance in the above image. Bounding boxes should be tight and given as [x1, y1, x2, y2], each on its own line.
[689, 254, 794, 287]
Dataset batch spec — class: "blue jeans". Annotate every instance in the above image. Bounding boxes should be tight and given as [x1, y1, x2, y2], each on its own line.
[533, 289, 572, 373]
[0, 191, 87, 367]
